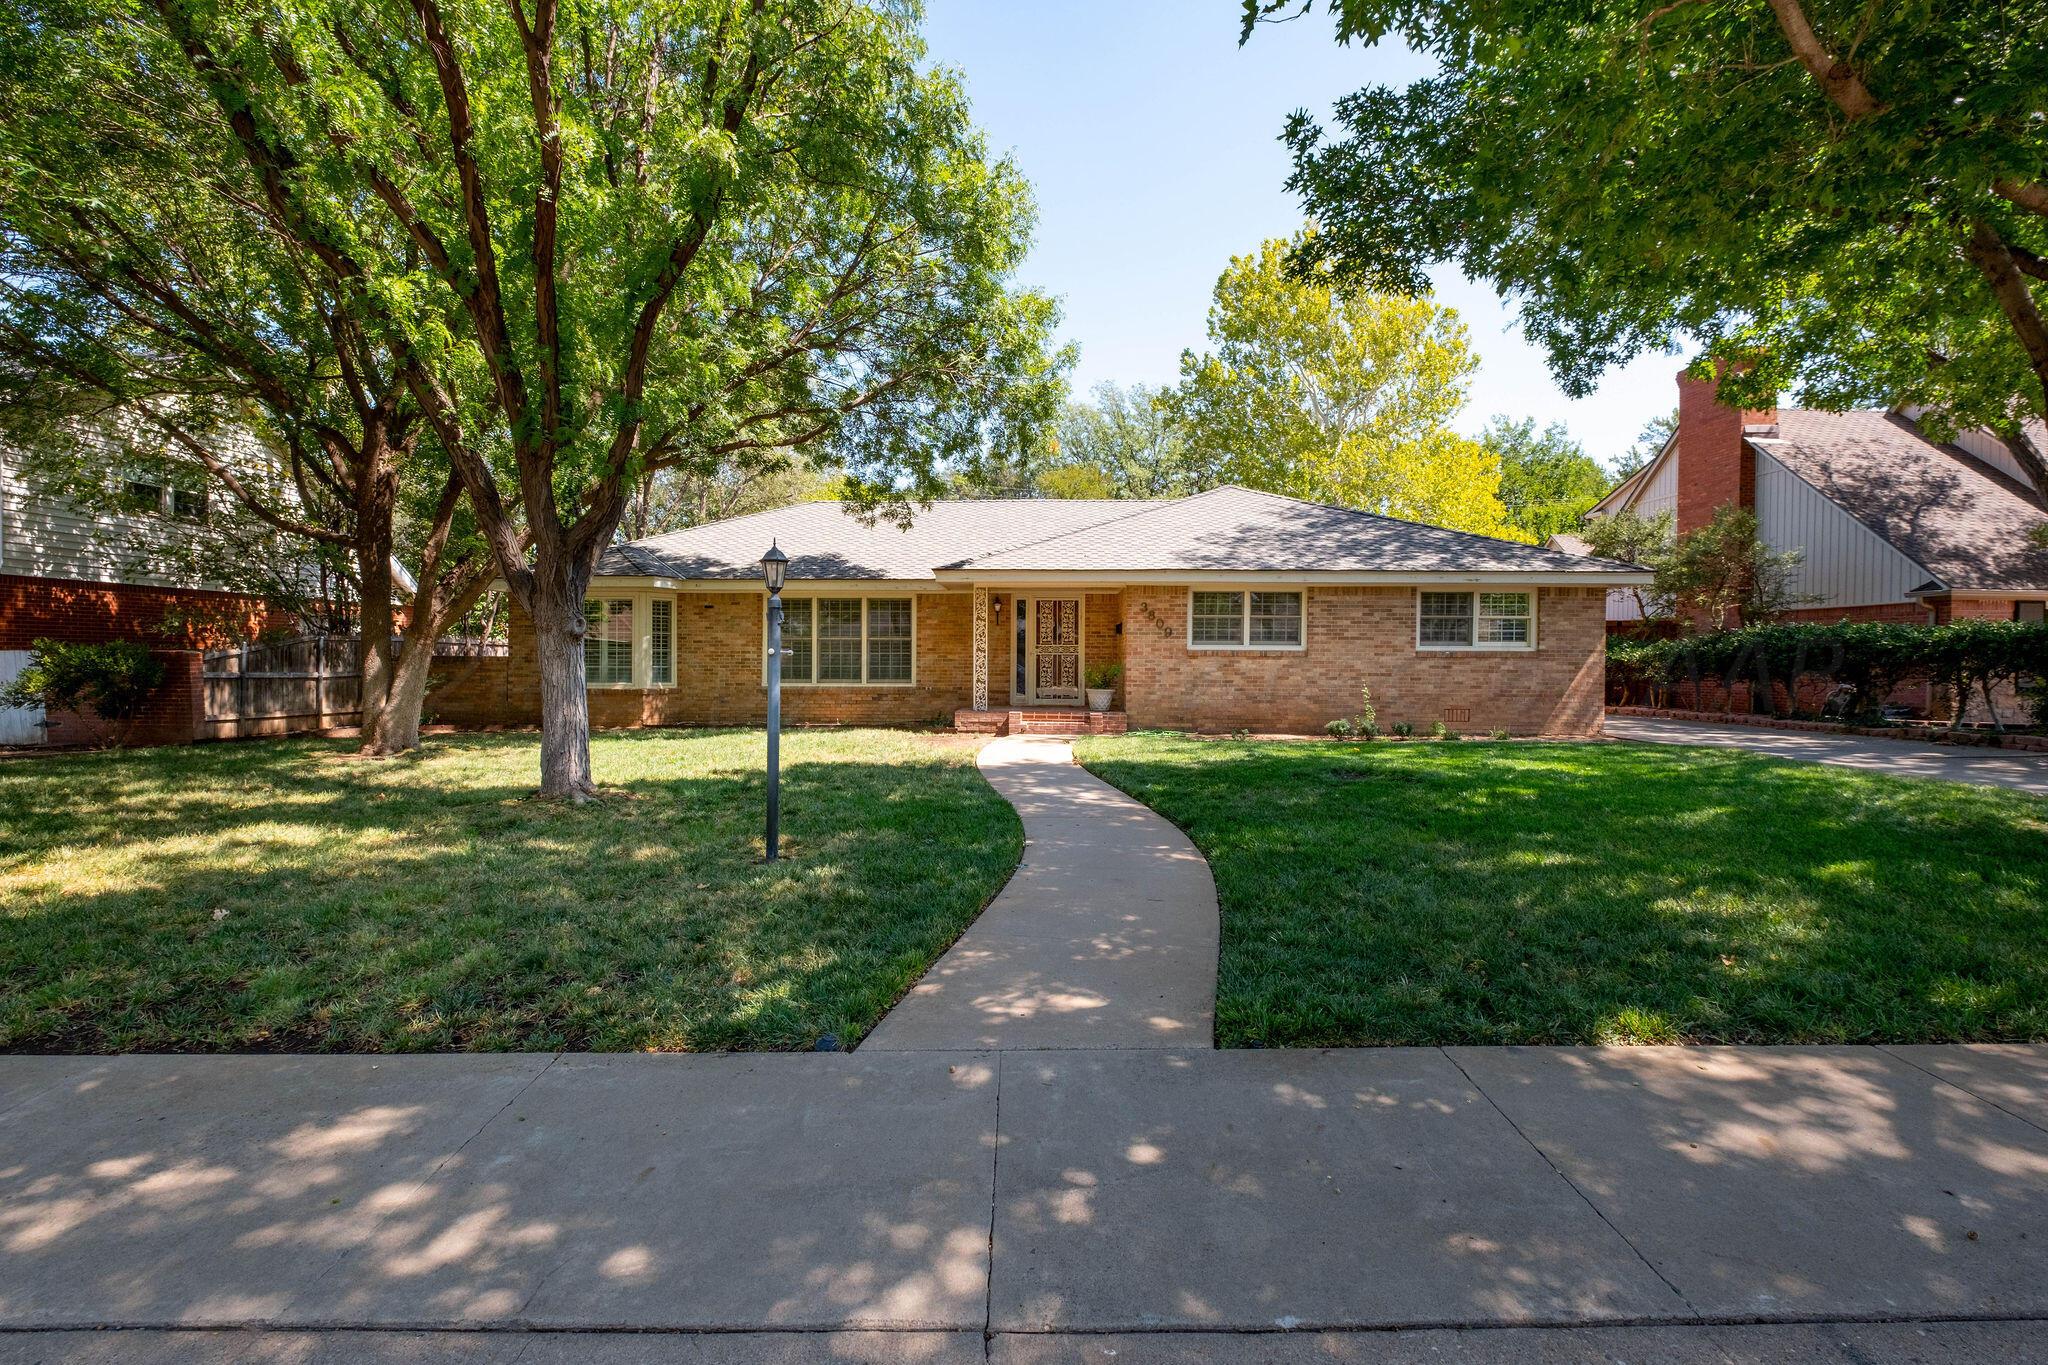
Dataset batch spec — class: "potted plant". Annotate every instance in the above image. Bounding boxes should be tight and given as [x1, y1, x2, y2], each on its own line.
[1084, 661, 1121, 713]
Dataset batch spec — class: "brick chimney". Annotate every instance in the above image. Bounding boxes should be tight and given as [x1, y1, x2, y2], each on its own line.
[1674, 365, 1774, 536]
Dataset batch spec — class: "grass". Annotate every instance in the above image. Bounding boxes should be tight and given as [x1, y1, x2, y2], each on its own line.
[1074, 733, 2048, 1048]
[0, 729, 1021, 1053]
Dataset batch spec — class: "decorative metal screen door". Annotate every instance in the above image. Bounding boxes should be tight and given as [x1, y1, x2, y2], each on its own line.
[1029, 597, 1082, 702]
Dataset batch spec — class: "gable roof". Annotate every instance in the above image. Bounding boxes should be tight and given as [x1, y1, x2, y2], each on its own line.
[598, 485, 1647, 584]
[942, 486, 1638, 575]
[1748, 411, 2048, 594]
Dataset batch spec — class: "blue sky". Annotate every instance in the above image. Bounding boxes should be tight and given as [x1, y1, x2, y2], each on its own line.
[920, 0, 1682, 467]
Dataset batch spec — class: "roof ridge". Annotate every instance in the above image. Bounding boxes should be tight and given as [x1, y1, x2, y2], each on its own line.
[939, 490, 1217, 569]
[620, 494, 1160, 552]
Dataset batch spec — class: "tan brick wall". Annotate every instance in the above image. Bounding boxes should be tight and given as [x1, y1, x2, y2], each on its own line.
[464, 583, 1605, 736]
[1119, 584, 1608, 736]
[488, 589, 991, 730]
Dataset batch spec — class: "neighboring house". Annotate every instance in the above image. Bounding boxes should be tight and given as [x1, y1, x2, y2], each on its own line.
[1566, 369, 2048, 630]
[1558, 369, 2048, 720]
[441, 485, 1648, 737]
[0, 442, 279, 745]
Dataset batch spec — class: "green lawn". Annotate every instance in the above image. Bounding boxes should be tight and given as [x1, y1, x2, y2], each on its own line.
[0, 729, 1020, 1052]
[1075, 734, 2048, 1047]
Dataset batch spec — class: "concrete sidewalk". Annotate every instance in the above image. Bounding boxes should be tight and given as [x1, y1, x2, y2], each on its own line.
[863, 735, 1218, 1051]
[2, 1046, 2045, 1359]
[1605, 714, 2048, 795]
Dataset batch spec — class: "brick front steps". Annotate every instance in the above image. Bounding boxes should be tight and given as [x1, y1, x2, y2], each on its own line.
[1608, 705, 2048, 753]
[953, 707, 1128, 737]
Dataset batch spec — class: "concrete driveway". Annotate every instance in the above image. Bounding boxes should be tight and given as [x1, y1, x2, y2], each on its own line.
[4, 1045, 2047, 1361]
[1605, 714, 2048, 796]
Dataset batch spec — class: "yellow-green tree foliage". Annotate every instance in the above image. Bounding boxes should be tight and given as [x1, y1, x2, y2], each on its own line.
[1168, 236, 1522, 539]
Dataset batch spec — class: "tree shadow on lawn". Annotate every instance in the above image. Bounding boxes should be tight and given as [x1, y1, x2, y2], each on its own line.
[1080, 738, 2048, 1047]
[0, 730, 1022, 1053]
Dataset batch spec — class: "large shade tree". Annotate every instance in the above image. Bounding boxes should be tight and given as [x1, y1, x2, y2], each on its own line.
[0, 11, 494, 754]
[1167, 236, 1520, 537]
[14, 0, 1062, 797]
[1258, 0, 2048, 491]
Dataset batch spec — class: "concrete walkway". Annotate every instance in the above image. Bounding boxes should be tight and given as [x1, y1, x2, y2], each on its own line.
[863, 735, 1218, 1051]
[1606, 713, 2048, 795]
[2, 1046, 2046, 1361]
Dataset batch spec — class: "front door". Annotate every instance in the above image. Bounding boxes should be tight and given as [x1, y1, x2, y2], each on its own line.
[1025, 597, 1083, 703]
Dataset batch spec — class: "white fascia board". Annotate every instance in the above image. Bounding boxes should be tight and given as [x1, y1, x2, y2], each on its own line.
[585, 574, 948, 593]
[935, 569, 1655, 588]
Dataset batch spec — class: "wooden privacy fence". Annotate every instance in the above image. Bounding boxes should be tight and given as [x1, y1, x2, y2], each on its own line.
[202, 635, 510, 738]
[203, 636, 361, 737]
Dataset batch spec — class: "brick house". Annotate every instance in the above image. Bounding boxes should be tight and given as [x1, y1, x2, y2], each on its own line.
[1560, 369, 2048, 720]
[439, 486, 1648, 737]
[1, 444, 286, 747]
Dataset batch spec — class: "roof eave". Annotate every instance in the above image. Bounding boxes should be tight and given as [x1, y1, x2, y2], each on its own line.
[930, 567, 1655, 587]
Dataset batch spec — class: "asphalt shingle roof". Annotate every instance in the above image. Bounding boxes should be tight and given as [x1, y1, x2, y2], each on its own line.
[1751, 411, 2048, 593]
[942, 486, 1639, 574]
[599, 485, 1643, 583]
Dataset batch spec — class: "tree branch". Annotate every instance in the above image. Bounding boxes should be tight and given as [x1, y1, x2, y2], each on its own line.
[1764, 0, 1884, 120]
[1963, 219, 2048, 491]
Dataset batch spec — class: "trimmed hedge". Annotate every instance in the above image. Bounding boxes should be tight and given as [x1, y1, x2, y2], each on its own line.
[1609, 621, 2048, 728]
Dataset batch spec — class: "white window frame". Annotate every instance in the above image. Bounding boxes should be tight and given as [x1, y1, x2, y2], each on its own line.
[1414, 588, 1538, 652]
[1185, 588, 1306, 651]
[582, 592, 678, 689]
[763, 594, 919, 688]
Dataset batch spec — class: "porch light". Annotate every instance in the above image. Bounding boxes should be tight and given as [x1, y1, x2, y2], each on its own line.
[759, 540, 789, 594]
[760, 541, 790, 861]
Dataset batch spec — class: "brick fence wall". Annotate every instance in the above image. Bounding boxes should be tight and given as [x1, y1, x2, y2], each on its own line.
[1119, 584, 1609, 736]
[1, 572, 284, 747]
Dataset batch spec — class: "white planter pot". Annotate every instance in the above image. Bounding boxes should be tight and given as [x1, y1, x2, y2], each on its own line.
[1086, 688, 1114, 713]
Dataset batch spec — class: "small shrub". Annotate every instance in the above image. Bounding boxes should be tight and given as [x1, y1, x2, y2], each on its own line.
[2024, 680, 2048, 731]
[1356, 683, 1378, 735]
[1232, 727, 1252, 741]
[1084, 661, 1122, 691]
[1325, 719, 1353, 738]
[0, 638, 167, 746]
[1489, 727, 1510, 740]
[1431, 720, 1457, 740]
[1390, 721, 1414, 738]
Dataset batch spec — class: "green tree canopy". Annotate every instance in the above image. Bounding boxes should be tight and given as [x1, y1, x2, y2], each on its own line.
[1480, 416, 1613, 542]
[1259, 0, 2048, 492]
[2, 0, 1064, 795]
[1051, 383, 1198, 499]
[1166, 235, 1520, 537]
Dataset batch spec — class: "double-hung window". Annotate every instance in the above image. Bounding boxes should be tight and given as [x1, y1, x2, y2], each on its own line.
[584, 598, 635, 685]
[1417, 590, 1535, 650]
[772, 597, 916, 685]
[582, 594, 676, 687]
[1188, 589, 1304, 649]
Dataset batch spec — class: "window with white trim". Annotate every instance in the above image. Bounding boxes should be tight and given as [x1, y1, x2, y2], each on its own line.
[1188, 589, 1304, 648]
[584, 598, 634, 684]
[1417, 590, 1535, 650]
[648, 598, 674, 686]
[581, 593, 678, 687]
[772, 597, 917, 685]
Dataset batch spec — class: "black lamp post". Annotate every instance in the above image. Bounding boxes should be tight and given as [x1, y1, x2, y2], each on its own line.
[760, 541, 789, 861]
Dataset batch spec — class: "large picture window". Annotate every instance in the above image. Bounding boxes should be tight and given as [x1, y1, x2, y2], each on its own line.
[1188, 589, 1304, 649]
[772, 597, 917, 685]
[1417, 590, 1535, 650]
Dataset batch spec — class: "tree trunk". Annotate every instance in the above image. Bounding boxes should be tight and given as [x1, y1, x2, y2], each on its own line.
[356, 548, 402, 754]
[370, 636, 438, 752]
[529, 567, 597, 800]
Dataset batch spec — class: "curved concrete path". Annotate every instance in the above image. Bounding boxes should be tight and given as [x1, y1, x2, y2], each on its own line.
[862, 734, 1218, 1051]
